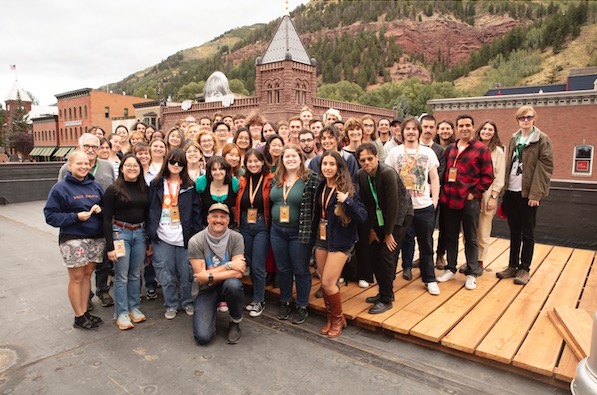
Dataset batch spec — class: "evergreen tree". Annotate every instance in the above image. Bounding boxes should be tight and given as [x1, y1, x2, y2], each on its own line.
[7, 93, 32, 160]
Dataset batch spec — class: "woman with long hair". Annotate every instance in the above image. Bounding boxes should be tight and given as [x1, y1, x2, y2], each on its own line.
[233, 127, 252, 165]
[107, 133, 122, 177]
[147, 148, 202, 319]
[270, 145, 319, 324]
[185, 141, 206, 182]
[474, 121, 506, 271]
[361, 115, 386, 162]
[313, 151, 366, 337]
[222, 143, 243, 177]
[165, 126, 185, 153]
[435, 120, 456, 148]
[103, 154, 148, 330]
[245, 111, 265, 148]
[235, 149, 274, 317]
[263, 134, 284, 172]
[341, 117, 364, 162]
[144, 125, 156, 142]
[195, 156, 239, 227]
[115, 125, 130, 155]
[261, 121, 278, 142]
[497, 106, 554, 285]
[44, 151, 105, 330]
[147, 138, 166, 185]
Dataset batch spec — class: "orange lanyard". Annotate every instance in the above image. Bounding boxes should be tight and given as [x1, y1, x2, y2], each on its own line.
[403, 145, 420, 172]
[453, 142, 469, 167]
[321, 186, 336, 219]
[166, 178, 180, 207]
[282, 178, 298, 205]
[249, 175, 263, 207]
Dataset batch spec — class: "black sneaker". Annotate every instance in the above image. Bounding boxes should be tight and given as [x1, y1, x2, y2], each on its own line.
[249, 302, 265, 318]
[291, 306, 308, 325]
[227, 322, 241, 344]
[146, 289, 158, 300]
[277, 302, 292, 320]
[99, 293, 114, 307]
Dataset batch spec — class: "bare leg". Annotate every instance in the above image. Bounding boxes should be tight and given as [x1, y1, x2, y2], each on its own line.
[321, 252, 349, 295]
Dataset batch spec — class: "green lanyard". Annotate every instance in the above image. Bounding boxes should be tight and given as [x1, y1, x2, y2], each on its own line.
[368, 175, 385, 227]
[513, 129, 532, 162]
[90, 163, 98, 177]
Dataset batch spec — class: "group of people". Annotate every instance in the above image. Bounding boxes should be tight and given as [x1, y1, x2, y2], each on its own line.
[43, 103, 553, 344]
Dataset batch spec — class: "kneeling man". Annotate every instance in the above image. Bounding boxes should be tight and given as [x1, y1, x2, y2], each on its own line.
[189, 203, 246, 345]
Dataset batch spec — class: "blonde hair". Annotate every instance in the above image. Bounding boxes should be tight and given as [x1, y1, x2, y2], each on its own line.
[515, 105, 537, 120]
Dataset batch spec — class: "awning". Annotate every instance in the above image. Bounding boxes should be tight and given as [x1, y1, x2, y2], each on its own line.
[29, 147, 57, 156]
[53, 147, 76, 157]
[29, 147, 42, 156]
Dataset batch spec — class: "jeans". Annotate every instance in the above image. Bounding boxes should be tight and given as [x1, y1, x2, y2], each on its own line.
[503, 191, 537, 271]
[442, 199, 482, 276]
[112, 226, 146, 317]
[152, 240, 193, 310]
[193, 279, 244, 345]
[400, 205, 437, 283]
[270, 223, 312, 308]
[239, 214, 269, 304]
[371, 215, 412, 303]
[144, 257, 157, 292]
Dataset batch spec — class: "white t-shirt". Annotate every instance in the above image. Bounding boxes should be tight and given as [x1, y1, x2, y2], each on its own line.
[385, 145, 439, 210]
[157, 179, 184, 246]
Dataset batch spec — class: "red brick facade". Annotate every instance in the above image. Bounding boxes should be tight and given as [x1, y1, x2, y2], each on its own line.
[429, 90, 597, 181]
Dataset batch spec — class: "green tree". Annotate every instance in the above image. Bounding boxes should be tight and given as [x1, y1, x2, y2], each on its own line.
[317, 81, 364, 102]
[228, 79, 249, 96]
[7, 94, 32, 159]
[176, 81, 205, 101]
[0, 103, 6, 148]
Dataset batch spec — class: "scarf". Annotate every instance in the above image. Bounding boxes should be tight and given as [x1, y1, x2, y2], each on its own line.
[205, 228, 231, 264]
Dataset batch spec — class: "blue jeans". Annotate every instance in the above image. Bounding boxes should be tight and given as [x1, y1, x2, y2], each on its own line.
[112, 226, 146, 317]
[239, 214, 269, 304]
[400, 204, 437, 283]
[270, 223, 312, 308]
[193, 279, 244, 345]
[152, 241, 193, 311]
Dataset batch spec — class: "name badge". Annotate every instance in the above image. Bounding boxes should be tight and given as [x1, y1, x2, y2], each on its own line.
[319, 220, 327, 240]
[114, 239, 126, 258]
[401, 172, 415, 190]
[279, 205, 290, 223]
[170, 206, 181, 228]
[247, 208, 258, 224]
[448, 167, 458, 183]
[376, 208, 385, 227]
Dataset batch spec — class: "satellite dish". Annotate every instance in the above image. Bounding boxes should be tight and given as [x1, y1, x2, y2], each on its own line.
[181, 100, 193, 111]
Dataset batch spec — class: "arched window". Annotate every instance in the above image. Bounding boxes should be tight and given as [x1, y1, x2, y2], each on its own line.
[84, 105, 88, 119]
[78, 106, 82, 119]
[573, 145, 594, 176]
[274, 80, 281, 104]
[68, 108, 72, 120]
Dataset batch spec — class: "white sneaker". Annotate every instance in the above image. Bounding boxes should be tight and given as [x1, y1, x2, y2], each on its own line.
[117, 313, 134, 330]
[465, 275, 477, 290]
[184, 305, 194, 316]
[128, 308, 146, 323]
[218, 302, 229, 313]
[165, 309, 177, 320]
[245, 302, 258, 312]
[436, 270, 455, 283]
[358, 280, 369, 288]
[427, 282, 440, 296]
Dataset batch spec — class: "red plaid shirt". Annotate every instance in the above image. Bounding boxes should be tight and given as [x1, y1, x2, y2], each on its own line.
[440, 139, 494, 210]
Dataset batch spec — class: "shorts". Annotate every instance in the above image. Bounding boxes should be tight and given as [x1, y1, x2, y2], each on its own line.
[59, 238, 106, 268]
[314, 238, 354, 255]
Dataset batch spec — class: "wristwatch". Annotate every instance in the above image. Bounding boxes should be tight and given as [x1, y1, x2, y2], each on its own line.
[226, 262, 232, 270]
[207, 273, 214, 286]
[490, 193, 498, 199]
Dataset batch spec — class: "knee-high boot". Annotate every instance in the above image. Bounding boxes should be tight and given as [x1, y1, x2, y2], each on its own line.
[327, 291, 347, 338]
[320, 290, 332, 335]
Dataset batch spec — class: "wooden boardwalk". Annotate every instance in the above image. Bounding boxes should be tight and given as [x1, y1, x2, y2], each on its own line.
[247, 236, 597, 388]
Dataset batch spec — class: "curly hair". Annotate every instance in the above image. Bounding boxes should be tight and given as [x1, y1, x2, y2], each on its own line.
[319, 151, 354, 226]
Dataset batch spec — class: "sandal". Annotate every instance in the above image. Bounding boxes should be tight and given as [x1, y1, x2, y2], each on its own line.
[73, 316, 99, 330]
[85, 312, 103, 325]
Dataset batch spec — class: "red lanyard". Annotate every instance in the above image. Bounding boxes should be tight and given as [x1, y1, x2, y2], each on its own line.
[321, 186, 336, 219]
[166, 178, 180, 207]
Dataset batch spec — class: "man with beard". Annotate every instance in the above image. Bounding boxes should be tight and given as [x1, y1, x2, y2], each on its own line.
[298, 129, 317, 167]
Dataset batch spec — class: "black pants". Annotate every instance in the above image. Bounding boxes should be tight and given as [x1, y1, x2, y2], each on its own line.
[442, 200, 482, 276]
[370, 215, 413, 304]
[503, 190, 537, 271]
[355, 225, 374, 283]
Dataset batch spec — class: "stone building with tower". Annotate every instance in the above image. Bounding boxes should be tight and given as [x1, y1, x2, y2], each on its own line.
[160, 13, 395, 129]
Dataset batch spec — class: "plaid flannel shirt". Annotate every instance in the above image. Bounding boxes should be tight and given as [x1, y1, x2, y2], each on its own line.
[440, 139, 494, 210]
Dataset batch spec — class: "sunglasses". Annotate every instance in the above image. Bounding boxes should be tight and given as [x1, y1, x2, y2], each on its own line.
[168, 159, 184, 167]
[517, 115, 535, 122]
[359, 156, 376, 163]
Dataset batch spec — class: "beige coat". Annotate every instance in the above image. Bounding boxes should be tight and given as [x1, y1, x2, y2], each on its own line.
[481, 146, 506, 215]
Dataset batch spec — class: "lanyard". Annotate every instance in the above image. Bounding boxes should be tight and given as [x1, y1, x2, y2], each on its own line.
[513, 130, 531, 162]
[367, 176, 380, 209]
[282, 178, 298, 205]
[90, 163, 98, 177]
[321, 186, 336, 219]
[453, 141, 469, 167]
[249, 175, 263, 207]
[166, 178, 179, 207]
[403, 145, 420, 172]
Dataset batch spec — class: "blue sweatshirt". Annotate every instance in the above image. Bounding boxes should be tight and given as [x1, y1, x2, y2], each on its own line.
[44, 173, 104, 240]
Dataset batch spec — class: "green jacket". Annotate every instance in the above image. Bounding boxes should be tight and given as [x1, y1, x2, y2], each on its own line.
[504, 126, 554, 201]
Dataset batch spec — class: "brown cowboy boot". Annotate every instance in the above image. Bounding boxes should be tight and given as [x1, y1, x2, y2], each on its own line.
[327, 291, 347, 338]
[320, 290, 332, 335]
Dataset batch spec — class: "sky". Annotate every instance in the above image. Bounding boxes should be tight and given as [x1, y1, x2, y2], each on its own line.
[1, 0, 309, 106]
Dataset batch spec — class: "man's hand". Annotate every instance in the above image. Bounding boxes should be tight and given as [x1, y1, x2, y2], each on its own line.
[385, 234, 398, 252]
[528, 199, 540, 207]
[368, 229, 380, 245]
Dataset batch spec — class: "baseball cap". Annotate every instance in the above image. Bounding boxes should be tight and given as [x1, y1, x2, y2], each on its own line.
[208, 202, 230, 215]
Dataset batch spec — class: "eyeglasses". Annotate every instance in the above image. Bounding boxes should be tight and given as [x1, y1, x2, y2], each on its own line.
[123, 164, 140, 170]
[359, 156, 376, 163]
[363, 124, 375, 128]
[215, 128, 229, 133]
[517, 115, 535, 122]
[168, 159, 184, 167]
[299, 138, 314, 143]
[81, 144, 100, 152]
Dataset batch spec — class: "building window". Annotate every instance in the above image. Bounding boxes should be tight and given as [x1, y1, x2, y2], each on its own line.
[573, 145, 594, 176]
[124, 108, 129, 117]
[84, 105, 88, 119]
[105, 106, 110, 119]
[60, 128, 63, 140]
[274, 81, 281, 104]
[68, 108, 72, 120]
[78, 106, 82, 119]
[59, 109, 62, 120]
[69, 128, 73, 140]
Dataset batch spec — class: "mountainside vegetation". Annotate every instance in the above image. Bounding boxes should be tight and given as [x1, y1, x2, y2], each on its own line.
[104, 0, 597, 116]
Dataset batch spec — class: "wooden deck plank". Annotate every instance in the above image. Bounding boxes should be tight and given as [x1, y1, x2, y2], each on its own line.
[441, 243, 552, 354]
[555, 251, 597, 382]
[411, 238, 510, 342]
[549, 307, 592, 360]
[511, 248, 593, 375]
[474, 246, 572, 364]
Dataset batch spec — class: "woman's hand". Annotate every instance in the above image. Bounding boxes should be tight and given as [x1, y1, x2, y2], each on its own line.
[90, 204, 102, 214]
[77, 211, 92, 221]
[336, 191, 348, 203]
[107, 250, 118, 262]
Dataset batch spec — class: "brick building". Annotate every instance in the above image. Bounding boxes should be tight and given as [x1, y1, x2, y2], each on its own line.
[429, 89, 597, 182]
[161, 14, 395, 130]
